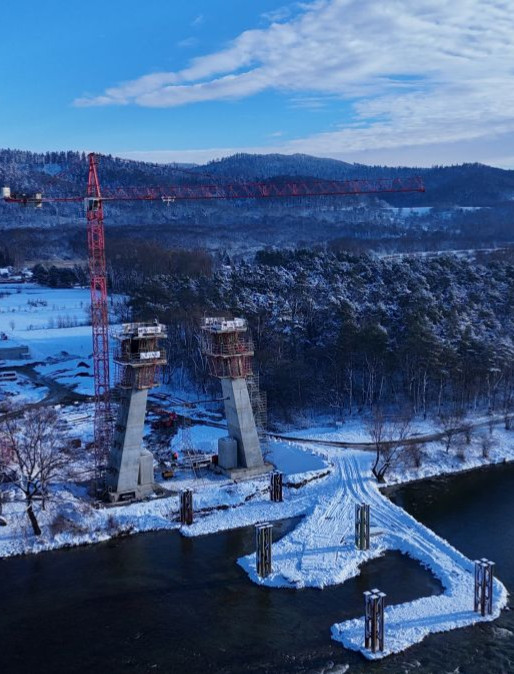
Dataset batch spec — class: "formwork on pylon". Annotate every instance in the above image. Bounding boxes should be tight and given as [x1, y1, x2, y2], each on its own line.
[201, 317, 267, 475]
[106, 321, 167, 502]
[201, 317, 254, 379]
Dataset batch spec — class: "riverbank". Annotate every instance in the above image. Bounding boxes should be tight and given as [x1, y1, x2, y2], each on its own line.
[2, 462, 514, 674]
[2, 417, 514, 562]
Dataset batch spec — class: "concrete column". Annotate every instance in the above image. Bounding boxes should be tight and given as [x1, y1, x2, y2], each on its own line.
[221, 377, 264, 468]
[107, 387, 152, 500]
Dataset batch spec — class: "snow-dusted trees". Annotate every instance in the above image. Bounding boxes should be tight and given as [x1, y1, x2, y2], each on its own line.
[124, 248, 514, 419]
[0, 406, 68, 536]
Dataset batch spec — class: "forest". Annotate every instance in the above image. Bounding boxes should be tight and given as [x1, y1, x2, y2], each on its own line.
[98, 246, 514, 422]
[2, 149, 514, 260]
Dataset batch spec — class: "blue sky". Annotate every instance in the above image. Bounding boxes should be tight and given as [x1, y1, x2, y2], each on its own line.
[2, 1, 514, 167]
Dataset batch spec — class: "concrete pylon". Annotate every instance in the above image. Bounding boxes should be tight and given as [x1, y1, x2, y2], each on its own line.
[106, 321, 167, 502]
[201, 317, 268, 477]
[220, 377, 262, 468]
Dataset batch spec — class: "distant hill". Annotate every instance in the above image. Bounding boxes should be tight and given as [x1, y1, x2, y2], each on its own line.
[1, 149, 513, 260]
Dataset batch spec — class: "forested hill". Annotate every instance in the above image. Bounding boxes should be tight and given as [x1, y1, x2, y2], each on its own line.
[1, 149, 513, 205]
[1, 149, 514, 259]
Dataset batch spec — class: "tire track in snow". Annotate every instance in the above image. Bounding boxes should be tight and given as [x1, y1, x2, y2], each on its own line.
[240, 444, 508, 659]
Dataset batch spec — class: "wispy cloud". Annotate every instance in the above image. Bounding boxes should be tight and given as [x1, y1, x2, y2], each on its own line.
[261, 4, 297, 23]
[76, 0, 514, 161]
[289, 96, 335, 110]
[177, 37, 198, 49]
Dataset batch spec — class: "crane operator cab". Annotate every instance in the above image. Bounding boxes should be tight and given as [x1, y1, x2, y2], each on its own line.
[84, 197, 101, 213]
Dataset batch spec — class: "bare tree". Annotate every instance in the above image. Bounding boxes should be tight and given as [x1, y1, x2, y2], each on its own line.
[454, 435, 467, 461]
[461, 422, 473, 445]
[488, 416, 496, 436]
[439, 410, 464, 453]
[479, 433, 493, 458]
[367, 408, 412, 482]
[0, 406, 68, 536]
[0, 450, 6, 525]
[404, 441, 424, 469]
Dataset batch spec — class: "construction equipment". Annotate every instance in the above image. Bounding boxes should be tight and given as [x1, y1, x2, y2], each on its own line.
[3, 155, 424, 495]
[151, 409, 179, 430]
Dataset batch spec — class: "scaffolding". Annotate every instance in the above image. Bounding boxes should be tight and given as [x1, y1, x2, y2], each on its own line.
[201, 317, 254, 379]
[247, 374, 267, 433]
[114, 321, 167, 390]
[180, 419, 201, 480]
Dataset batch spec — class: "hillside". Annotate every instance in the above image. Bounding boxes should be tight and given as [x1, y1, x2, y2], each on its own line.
[1, 149, 514, 260]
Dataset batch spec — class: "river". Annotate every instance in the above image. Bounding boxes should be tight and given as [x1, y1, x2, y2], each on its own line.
[1, 463, 514, 674]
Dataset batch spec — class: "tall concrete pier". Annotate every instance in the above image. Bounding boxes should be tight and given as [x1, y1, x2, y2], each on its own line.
[201, 317, 267, 476]
[106, 321, 167, 502]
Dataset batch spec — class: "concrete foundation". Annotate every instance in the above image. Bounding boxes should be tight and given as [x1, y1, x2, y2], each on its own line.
[218, 436, 238, 470]
[214, 463, 272, 481]
[107, 387, 154, 501]
[221, 377, 264, 469]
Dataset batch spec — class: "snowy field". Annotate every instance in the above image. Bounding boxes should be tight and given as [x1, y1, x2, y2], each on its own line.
[277, 417, 514, 486]
[0, 283, 120, 396]
[0, 283, 91, 334]
[0, 372, 48, 406]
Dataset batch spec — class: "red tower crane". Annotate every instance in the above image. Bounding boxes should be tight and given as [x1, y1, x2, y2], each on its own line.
[3, 154, 425, 490]
[85, 155, 111, 483]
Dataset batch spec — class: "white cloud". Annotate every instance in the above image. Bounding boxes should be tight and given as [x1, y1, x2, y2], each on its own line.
[177, 37, 198, 49]
[77, 1, 514, 163]
[191, 14, 204, 27]
[261, 3, 302, 23]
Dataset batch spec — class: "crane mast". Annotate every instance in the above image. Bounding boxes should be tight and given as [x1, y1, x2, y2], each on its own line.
[85, 154, 112, 489]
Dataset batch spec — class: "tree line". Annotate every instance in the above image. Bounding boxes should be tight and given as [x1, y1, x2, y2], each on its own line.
[115, 247, 514, 422]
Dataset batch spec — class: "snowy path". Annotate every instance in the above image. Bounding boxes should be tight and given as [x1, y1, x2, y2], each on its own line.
[268, 412, 509, 449]
[238, 447, 508, 659]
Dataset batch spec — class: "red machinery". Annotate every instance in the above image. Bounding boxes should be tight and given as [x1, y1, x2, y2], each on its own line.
[151, 409, 179, 430]
[3, 154, 425, 487]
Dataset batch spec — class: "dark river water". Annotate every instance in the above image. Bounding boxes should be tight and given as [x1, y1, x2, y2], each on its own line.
[1, 464, 514, 674]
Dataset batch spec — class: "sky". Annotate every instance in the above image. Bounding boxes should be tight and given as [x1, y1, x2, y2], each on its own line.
[2, 0, 514, 168]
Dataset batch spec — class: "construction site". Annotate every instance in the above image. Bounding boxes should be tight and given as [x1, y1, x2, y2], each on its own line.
[0, 155, 510, 665]
[0, 153, 425, 506]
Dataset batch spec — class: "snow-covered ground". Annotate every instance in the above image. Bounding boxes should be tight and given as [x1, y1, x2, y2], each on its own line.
[0, 414, 511, 659]
[0, 372, 48, 406]
[0, 283, 121, 395]
[278, 417, 514, 485]
[237, 448, 507, 659]
[0, 283, 91, 333]
[0, 431, 327, 557]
